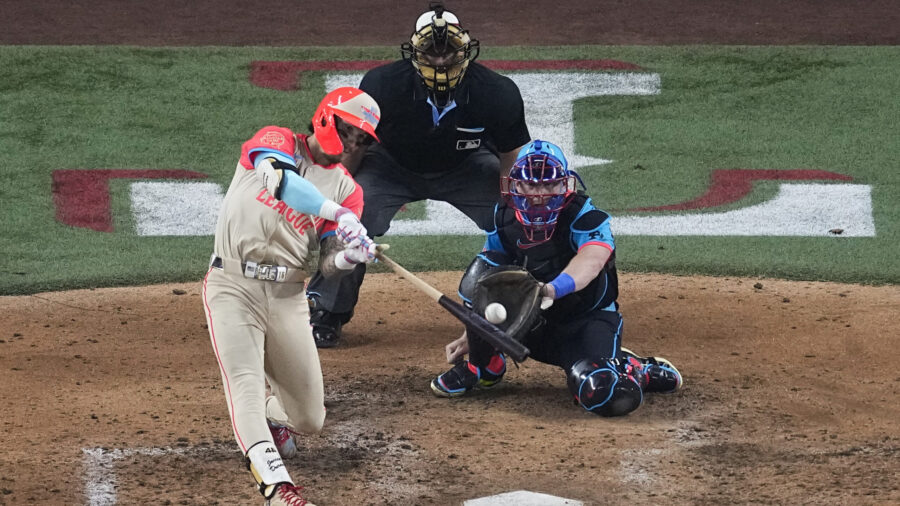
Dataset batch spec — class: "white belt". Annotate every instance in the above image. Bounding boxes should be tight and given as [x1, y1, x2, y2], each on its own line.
[209, 254, 306, 283]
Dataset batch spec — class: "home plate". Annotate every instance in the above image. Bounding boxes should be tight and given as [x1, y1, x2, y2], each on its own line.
[464, 490, 583, 506]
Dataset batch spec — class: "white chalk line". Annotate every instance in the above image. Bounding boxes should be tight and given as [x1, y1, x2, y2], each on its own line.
[82, 445, 235, 506]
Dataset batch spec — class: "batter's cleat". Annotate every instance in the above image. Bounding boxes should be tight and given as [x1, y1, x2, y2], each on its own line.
[266, 483, 315, 506]
[620, 347, 683, 393]
[310, 310, 346, 348]
[430, 357, 506, 398]
[268, 421, 297, 459]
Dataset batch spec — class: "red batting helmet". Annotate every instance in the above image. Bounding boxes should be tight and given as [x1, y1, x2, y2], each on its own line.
[312, 87, 381, 156]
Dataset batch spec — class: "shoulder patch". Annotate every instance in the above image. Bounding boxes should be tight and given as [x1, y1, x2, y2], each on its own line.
[258, 130, 287, 149]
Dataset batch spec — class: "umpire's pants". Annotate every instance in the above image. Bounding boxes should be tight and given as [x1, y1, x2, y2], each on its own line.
[306, 144, 500, 318]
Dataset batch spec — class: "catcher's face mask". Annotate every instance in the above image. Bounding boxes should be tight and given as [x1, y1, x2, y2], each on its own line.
[400, 4, 480, 106]
[501, 140, 578, 244]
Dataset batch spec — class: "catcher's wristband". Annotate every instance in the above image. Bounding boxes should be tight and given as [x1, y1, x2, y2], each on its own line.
[549, 273, 576, 299]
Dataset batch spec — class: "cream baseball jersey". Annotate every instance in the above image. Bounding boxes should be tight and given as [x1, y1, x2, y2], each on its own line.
[213, 126, 364, 271]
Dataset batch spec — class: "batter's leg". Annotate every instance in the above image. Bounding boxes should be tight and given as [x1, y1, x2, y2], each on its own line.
[264, 283, 326, 433]
[202, 270, 275, 453]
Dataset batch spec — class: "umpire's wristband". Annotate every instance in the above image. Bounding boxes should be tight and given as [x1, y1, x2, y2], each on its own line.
[549, 273, 576, 299]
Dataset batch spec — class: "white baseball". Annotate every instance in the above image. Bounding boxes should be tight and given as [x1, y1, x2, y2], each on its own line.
[484, 303, 507, 324]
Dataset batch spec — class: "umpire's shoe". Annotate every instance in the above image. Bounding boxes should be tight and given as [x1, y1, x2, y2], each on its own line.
[310, 309, 347, 348]
[620, 347, 683, 393]
[431, 356, 506, 398]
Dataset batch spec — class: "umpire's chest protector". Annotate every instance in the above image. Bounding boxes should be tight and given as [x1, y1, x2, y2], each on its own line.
[497, 194, 619, 317]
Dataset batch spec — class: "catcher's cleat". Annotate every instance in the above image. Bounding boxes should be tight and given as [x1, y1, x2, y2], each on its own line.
[266, 483, 315, 506]
[431, 358, 505, 398]
[268, 421, 297, 459]
[310, 310, 344, 348]
[620, 347, 683, 393]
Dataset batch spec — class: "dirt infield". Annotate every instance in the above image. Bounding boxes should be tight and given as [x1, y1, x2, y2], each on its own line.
[3, 1, 900, 505]
[2, 274, 899, 504]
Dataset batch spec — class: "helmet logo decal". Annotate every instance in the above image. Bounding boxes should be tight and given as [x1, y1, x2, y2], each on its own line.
[360, 105, 379, 127]
[259, 131, 286, 148]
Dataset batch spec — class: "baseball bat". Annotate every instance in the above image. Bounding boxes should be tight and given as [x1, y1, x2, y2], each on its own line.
[375, 246, 530, 362]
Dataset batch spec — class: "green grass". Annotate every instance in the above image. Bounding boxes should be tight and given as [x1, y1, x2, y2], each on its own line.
[1, 45, 898, 294]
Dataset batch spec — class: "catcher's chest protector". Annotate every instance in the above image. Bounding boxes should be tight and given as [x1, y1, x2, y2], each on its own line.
[499, 194, 590, 281]
[497, 194, 619, 316]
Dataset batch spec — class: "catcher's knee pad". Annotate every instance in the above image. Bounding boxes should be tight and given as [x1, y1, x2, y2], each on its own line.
[567, 358, 643, 417]
[458, 250, 513, 306]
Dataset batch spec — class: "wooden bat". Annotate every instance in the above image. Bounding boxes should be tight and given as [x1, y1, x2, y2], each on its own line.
[375, 246, 530, 362]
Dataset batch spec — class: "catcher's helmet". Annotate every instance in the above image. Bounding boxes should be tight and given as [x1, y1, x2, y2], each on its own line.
[567, 358, 643, 417]
[312, 87, 381, 156]
[502, 140, 579, 244]
[400, 2, 479, 104]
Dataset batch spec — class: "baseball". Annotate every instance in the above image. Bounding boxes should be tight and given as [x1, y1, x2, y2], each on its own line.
[484, 302, 507, 324]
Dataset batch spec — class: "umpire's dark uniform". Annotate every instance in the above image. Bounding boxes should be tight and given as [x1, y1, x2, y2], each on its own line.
[307, 60, 531, 326]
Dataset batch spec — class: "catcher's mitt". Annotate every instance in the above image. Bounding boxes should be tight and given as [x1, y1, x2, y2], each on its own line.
[471, 267, 543, 341]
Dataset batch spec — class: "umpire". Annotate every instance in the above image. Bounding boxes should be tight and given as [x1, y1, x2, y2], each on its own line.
[307, 2, 530, 347]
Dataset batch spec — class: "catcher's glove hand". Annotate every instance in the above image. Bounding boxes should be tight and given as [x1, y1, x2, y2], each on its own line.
[471, 267, 543, 341]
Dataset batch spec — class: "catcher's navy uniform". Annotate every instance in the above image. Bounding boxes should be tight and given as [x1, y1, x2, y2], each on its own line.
[470, 193, 622, 370]
[433, 138, 682, 416]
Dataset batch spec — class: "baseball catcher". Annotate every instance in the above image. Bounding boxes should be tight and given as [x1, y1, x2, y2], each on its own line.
[432, 140, 683, 416]
[202, 87, 381, 505]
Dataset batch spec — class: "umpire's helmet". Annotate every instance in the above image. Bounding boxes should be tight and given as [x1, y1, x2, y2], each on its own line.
[401, 2, 479, 104]
[567, 358, 643, 417]
[312, 87, 381, 156]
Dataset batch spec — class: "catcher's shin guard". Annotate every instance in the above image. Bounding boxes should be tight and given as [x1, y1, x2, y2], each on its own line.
[246, 441, 293, 499]
[567, 358, 643, 417]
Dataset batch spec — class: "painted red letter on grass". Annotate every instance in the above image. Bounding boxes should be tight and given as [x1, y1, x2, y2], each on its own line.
[52, 169, 208, 232]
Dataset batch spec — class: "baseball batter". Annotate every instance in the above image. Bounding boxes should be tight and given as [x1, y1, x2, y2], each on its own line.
[202, 87, 380, 506]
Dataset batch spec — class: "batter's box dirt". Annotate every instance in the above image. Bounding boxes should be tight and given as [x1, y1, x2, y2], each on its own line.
[3, 273, 899, 504]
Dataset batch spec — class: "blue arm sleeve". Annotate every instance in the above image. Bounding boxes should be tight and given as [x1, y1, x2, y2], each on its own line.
[279, 170, 327, 217]
[249, 148, 295, 166]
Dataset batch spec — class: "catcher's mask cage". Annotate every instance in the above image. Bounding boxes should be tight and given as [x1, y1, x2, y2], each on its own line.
[400, 2, 480, 106]
[312, 86, 381, 156]
[501, 139, 579, 244]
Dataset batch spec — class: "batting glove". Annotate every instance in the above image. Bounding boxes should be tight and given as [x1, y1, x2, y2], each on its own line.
[334, 208, 369, 248]
[334, 241, 378, 270]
